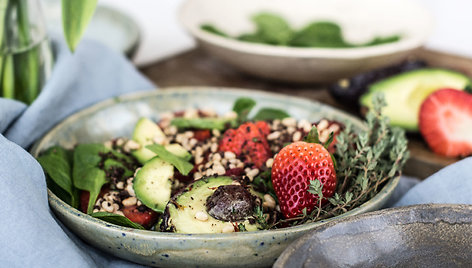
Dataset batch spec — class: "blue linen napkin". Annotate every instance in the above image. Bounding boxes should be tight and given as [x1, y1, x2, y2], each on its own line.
[1, 36, 472, 267]
[0, 38, 153, 267]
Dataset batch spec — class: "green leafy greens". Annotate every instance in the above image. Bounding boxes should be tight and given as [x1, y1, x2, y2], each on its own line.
[37, 146, 78, 208]
[90, 212, 145, 229]
[146, 144, 194, 175]
[201, 12, 401, 48]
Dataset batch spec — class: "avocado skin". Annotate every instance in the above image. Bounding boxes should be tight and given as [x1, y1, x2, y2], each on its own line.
[160, 176, 261, 233]
[329, 60, 427, 109]
[359, 68, 472, 131]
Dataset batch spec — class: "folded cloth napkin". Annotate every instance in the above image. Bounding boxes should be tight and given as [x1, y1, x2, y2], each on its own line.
[0, 38, 153, 267]
[1, 37, 471, 267]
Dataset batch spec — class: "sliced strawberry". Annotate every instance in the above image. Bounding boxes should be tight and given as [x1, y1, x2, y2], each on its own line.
[122, 205, 158, 229]
[255, 121, 271, 136]
[419, 88, 472, 157]
[219, 129, 244, 155]
[219, 122, 271, 169]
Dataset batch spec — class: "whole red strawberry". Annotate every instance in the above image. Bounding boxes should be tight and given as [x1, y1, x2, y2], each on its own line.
[219, 121, 271, 168]
[419, 88, 472, 157]
[271, 129, 337, 219]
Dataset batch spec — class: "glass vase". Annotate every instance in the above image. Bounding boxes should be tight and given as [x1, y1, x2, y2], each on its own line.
[0, 0, 53, 105]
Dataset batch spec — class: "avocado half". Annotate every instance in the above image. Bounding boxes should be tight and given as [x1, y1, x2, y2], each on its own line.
[359, 68, 472, 131]
[161, 176, 262, 233]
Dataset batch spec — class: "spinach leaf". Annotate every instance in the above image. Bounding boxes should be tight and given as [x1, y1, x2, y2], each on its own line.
[237, 33, 266, 44]
[72, 144, 109, 214]
[171, 117, 231, 130]
[252, 13, 293, 45]
[290, 21, 350, 48]
[38, 146, 79, 208]
[200, 24, 228, 37]
[146, 144, 194, 176]
[363, 35, 401, 46]
[252, 108, 290, 121]
[233, 97, 256, 122]
[90, 212, 145, 230]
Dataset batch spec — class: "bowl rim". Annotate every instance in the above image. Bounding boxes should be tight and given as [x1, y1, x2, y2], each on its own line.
[32, 87, 401, 240]
[178, 0, 433, 60]
[274, 203, 472, 266]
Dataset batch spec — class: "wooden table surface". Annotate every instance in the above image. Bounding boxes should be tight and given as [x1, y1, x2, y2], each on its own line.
[140, 47, 472, 179]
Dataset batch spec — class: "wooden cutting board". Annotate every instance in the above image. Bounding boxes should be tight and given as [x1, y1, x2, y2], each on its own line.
[139, 47, 471, 179]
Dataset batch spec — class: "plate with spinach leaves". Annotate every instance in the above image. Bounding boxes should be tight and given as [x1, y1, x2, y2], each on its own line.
[179, 0, 432, 83]
[31, 87, 405, 267]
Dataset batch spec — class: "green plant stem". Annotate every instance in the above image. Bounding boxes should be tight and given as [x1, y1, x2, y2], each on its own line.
[2, 54, 15, 98]
[15, 0, 39, 104]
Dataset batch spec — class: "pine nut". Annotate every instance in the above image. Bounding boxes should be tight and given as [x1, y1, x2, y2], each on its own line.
[282, 117, 296, 127]
[267, 131, 281, 140]
[224, 151, 236, 159]
[292, 131, 302, 142]
[263, 194, 276, 210]
[222, 224, 235, 233]
[266, 158, 274, 168]
[317, 119, 329, 130]
[195, 211, 209, 221]
[122, 197, 137, 207]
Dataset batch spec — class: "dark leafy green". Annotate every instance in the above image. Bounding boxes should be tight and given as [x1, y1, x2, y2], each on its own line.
[72, 144, 109, 214]
[171, 117, 232, 130]
[252, 108, 290, 121]
[251, 12, 293, 45]
[233, 97, 256, 122]
[146, 144, 194, 175]
[90, 212, 145, 229]
[37, 146, 79, 208]
[290, 21, 349, 48]
[201, 24, 228, 37]
[201, 12, 401, 48]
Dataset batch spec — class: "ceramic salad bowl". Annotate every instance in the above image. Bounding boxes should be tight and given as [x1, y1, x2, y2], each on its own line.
[275, 204, 472, 268]
[31, 87, 400, 267]
[179, 0, 432, 83]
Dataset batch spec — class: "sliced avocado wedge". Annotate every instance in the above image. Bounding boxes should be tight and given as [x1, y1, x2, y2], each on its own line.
[360, 68, 472, 131]
[133, 157, 174, 213]
[162, 176, 261, 233]
[131, 117, 190, 163]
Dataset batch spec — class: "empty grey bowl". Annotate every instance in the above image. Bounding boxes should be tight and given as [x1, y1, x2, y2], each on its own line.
[31, 87, 400, 267]
[275, 204, 472, 268]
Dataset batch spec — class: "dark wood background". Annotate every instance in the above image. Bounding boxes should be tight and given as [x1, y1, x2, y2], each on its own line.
[140, 47, 472, 179]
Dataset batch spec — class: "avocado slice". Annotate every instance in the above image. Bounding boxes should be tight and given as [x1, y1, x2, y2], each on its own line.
[131, 117, 191, 163]
[161, 176, 261, 233]
[359, 68, 472, 131]
[133, 157, 174, 213]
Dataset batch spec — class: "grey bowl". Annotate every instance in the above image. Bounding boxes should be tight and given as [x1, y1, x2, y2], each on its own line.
[31, 87, 400, 268]
[275, 204, 472, 268]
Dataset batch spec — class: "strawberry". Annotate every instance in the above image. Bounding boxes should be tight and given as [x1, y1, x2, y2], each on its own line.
[122, 205, 159, 229]
[255, 121, 271, 136]
[271, 129, 337, 219]
[419, 88, 472, 157]
[219, 129, 244, 155]
[219, 121, 271, 168]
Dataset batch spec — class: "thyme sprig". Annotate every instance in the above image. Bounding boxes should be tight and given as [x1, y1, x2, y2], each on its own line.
[271, 93, 409, 227]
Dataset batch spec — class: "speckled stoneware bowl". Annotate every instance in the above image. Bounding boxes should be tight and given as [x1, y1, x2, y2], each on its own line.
[31, 87, 400, 268]
[275, 204, 472, 268]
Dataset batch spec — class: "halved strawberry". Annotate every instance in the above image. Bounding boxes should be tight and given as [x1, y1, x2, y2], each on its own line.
[419, 88, 472, 157]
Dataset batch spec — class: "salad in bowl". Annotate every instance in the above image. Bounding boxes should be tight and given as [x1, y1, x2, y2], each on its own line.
[33, 88, 408, 267]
